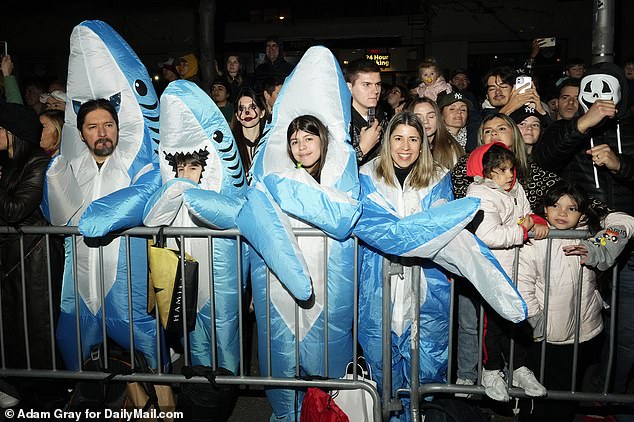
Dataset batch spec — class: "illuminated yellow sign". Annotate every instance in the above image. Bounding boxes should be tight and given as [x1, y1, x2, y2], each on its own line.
[366, 53, 390, 68]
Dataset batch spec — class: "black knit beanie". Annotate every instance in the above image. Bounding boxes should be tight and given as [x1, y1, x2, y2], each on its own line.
[0, 102, 42, 145]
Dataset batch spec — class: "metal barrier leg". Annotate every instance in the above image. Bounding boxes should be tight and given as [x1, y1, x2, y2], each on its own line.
[410, 268, 421, 422]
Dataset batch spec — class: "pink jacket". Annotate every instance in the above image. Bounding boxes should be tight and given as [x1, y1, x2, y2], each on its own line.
[416, 75, 452, 101]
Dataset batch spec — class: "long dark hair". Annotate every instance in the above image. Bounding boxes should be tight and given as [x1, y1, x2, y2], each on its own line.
[286, 115, 329, 180]
[230, 88, 268, 170]
[536, 181, 604, 234]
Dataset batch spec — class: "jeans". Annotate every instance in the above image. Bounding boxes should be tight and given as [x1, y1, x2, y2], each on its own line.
[614, 250, 634, 393]
[457, 281, 479, 381]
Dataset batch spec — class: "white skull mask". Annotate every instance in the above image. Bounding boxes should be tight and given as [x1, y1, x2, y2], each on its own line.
[578, 74, 621, 112]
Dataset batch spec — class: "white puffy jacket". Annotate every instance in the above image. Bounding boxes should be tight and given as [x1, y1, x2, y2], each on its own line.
[518, 212, 634, 344]
[466, 177, 531, 275]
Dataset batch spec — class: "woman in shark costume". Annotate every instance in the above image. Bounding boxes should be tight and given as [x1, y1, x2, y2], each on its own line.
[354, 112, 527, 421]
[143, 80, 246, 373]
[41, 20, 162, 370]
[226, 46, 360, 421]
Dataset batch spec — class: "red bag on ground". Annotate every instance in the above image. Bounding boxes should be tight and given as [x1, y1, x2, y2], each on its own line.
[301, 388, 350, 422]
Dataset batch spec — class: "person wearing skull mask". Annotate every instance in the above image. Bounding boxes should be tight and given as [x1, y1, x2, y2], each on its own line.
[533, 62, 634, 396]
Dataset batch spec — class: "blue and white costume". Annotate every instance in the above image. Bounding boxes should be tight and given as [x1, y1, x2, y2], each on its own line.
[41, 20, 161, 370]
[143, 80, 246, 373]
[235, 46, 361, 421]
[355, 161, 527, 421]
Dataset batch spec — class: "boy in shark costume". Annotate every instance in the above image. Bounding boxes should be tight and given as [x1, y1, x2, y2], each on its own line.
[143, 80, 246, 374]
[41, 20, 162, 370]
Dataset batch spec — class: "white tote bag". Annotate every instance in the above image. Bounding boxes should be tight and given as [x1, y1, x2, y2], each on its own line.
[332, 360, 377, 422]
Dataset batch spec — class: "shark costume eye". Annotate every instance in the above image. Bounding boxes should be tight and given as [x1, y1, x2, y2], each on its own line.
[213, 130, 223, 143]
[134, 79, 148, 96]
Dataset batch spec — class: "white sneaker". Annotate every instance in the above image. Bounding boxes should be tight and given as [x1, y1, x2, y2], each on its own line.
[481, 369, 509, 402]
[0, 380, 19, 408]
[455, 378, 475, 398]
[512, 366, 547, 397]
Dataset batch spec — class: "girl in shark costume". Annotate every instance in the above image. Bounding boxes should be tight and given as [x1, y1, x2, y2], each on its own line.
[40, 20, 162, 370]
[143, 79, 246, 374]
[230, 46, 362, 421]
[354, 112, 527, 421]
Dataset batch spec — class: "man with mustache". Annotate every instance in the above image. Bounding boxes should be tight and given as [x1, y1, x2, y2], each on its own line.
[44, 97, 162, 371]
[78, 99, 119, 164]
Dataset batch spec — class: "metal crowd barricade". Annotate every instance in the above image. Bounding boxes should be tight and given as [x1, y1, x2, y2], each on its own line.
[384, 229, 634, 422]
[0, 225, 380, 420]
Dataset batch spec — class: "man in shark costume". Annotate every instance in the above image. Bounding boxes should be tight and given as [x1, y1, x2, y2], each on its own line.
[143, 80, 246, 374]
[41, 20, 162, 370]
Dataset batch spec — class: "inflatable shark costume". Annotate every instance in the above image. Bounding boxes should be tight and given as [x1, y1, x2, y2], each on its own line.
[143, 80, 246, 373]
[355, 161, 527, 420]
[231, 46, 361, 421]
[41, 20, 162, 370]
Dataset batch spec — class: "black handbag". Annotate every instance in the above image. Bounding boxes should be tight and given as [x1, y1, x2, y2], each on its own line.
[148, 228, 199, 336]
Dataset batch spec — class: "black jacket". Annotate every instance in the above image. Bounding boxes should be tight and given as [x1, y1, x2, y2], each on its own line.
[533, 116, 634, 216]
[0, 148, 63, 369]
[255, 57, 294, 88]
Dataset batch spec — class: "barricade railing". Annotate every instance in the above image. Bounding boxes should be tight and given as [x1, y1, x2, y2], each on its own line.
[384, 229, 633, 422]
[0, 225, 380, 420]
[4, 225, 630, 421]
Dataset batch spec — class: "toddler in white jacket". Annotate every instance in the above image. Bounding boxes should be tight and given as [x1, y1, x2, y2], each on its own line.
[466, 142, 548, 402]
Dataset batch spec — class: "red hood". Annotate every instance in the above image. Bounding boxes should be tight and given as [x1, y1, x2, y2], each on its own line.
[466, 142, 517, 189]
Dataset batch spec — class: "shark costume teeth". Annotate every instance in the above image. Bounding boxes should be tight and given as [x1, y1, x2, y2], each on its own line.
[45, 20, 162, 370]
[143, 80, 247, 371]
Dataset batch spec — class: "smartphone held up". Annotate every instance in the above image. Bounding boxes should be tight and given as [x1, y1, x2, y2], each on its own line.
[539, 37, 556, 48]
[515, 76, 532, 94]
[0, 41, 7, 58]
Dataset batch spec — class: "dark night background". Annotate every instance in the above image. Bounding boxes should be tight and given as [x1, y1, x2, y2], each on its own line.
[2, 0, 632, 96]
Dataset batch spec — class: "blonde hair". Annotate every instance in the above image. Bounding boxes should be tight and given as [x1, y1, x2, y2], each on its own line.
[375, 111, 440, 189]
[477, 113, 529, 177]
[406, 98, 464, 170]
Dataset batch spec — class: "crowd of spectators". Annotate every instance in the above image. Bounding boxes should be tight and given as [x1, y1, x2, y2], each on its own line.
[1, 34, 634, 422]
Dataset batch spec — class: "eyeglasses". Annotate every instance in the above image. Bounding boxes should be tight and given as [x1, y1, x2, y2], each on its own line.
[238, 103, 258, 113]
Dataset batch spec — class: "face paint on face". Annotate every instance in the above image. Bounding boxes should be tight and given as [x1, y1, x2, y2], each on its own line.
[236, 96, 264, 129]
